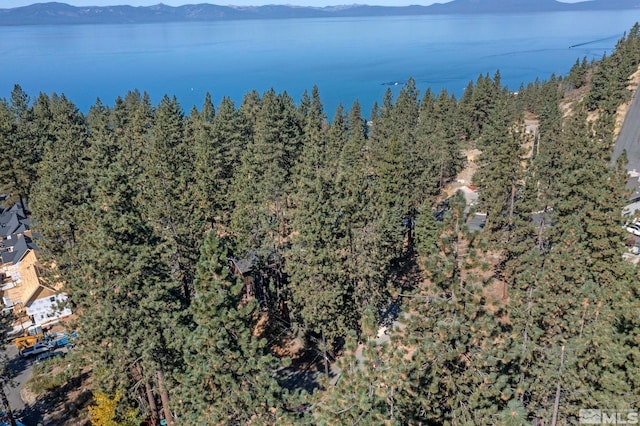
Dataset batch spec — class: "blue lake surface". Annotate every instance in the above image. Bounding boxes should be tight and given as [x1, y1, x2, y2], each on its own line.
[1, 10, 639, 115]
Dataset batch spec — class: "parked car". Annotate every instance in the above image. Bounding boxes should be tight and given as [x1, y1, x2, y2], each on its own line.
[20, 342, 53, 358]
[625, 223, 640, 236]
[36, 350, 64, 363]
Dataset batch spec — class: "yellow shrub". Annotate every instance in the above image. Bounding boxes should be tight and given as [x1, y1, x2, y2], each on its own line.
[88, 392, 140, 426]
[88, 392, 119, 426]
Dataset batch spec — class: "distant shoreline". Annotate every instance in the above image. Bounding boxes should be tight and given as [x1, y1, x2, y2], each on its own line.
[0, 0, 639, 26]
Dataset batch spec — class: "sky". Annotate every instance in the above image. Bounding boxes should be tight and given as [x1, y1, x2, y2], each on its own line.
[1, 0, 587, 8]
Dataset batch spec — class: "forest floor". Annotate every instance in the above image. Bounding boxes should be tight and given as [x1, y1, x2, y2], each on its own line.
[443, 148, 481, 198]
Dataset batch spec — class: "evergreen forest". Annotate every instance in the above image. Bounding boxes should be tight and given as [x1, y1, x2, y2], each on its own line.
[2, 23, 640, 426]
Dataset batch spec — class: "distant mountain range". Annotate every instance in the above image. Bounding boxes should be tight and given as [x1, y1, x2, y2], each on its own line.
[1, 0, 639, 25]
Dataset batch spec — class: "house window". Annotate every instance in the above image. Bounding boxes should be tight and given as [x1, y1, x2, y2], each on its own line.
[49, 297, 56, 302]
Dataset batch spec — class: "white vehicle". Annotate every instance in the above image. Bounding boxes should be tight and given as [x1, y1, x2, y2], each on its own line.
[626, 223, 640, 236]
[20, 342, 53, 358]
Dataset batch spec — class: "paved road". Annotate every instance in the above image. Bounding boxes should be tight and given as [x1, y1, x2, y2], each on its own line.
[2, 343, 35, 425]
[1, 341, 69, 425]
[611, 87, 640, 170]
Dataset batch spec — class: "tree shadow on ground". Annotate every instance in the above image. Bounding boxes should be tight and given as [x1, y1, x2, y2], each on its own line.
[279, 349, 334, 395]
[15, 370, 92, 426]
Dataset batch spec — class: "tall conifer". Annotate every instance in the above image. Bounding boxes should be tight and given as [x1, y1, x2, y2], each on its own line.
[142, 95, 204, 302]
[176, 232, 289, 424]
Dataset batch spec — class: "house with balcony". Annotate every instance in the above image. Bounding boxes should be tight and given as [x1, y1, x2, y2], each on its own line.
[0, 200, 71, 326]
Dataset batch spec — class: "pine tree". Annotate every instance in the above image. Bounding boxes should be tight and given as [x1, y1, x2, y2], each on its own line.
[69, 101, 185, 424]
[230, 89, 302, 258]
[403, 193, 516, 424]
[334, 101, 391, 318]
[189, 93, 218, 228]
[504, 98, 638, 421]
[459, 73, 502, 141]
[0, 100, 14, 193]
[473, 94, 527, 234]
[326, 103, 348, 173]
[286, 88, 358, 367]
[142, 94, 204, 302]
[457, 80, 476, 141]
[565, 57, 590, 90]
[212, 96, 244, 219]
[176, 232, 289, 424]
[529, 80, 565, 210]
[31, 93, 89, 256]
[414, 88, 464, 201]
[191, 94, 244, 228]
[314, 310, 406, 425]
[367, 83, 417, 261]
[0, 85, 44, 207]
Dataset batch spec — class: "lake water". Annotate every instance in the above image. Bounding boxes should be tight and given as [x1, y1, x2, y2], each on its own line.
[1, 10, 639, 115]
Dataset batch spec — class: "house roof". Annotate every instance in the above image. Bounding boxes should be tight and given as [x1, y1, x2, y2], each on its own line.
[8, 198, 28, 214]
[230, 251, 258, 275]
[23, 282, 57, 306]
[13, 223, 27, 235]
[458, 185, 479, 206]
[0, 212, 23, 238]
[468, 213, 487, 232]
[0, 199, 35, 266]
[1, 231, 38, 265]
[17, 250, 55, 306]
[467, 213, 487, 231]
[1, 236, 29, 265]
[0, 199, 29, 234]
[627, 171, 640, 202]
[624, 200, 640, 217]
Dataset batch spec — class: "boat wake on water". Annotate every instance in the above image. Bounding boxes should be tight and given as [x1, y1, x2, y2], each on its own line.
[570, 34, 621, 48]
